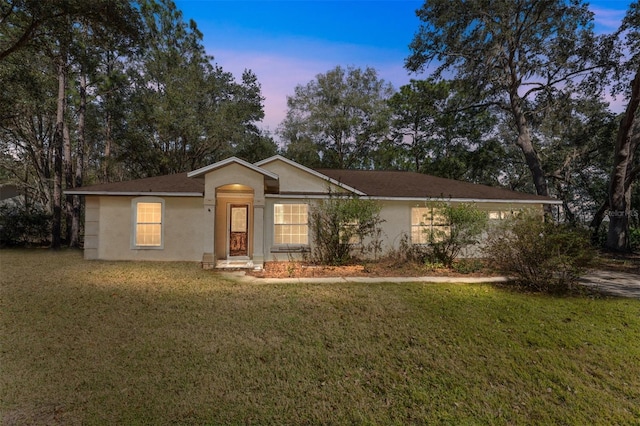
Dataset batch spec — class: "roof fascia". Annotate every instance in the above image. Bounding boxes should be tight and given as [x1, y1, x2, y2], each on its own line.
[255, 155, 366, 196]
[265, 194, 562, 204]
[64, 191, 203, 197]
[187, 156, 279, 179]
[363, 196, 563, 204]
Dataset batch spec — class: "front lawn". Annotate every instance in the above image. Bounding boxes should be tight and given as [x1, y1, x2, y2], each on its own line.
[1, 250, 639, 424]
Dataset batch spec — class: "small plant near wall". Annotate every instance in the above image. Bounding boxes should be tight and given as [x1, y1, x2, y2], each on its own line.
[485, 211, 595, 293]
[309, 193, 384, 265]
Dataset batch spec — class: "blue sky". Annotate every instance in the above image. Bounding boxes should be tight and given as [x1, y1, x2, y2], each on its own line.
[174, 0, 632, 133]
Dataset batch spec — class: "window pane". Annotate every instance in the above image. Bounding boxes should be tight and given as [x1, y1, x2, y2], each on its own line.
[412, 207, 428, 225]
[432, 211, 447, 225]
[274, 204, 309, 244]
[136, 202, 162, 247]
[231, 207, 247, 232]
[138, 202, 161, 223]
[136, 224, 161, 246]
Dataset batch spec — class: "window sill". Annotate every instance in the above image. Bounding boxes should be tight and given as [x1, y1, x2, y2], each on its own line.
[270, 245, 310, 253]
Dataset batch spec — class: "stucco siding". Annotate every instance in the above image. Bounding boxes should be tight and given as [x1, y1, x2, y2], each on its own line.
[260, 160, 338, 193]
[204, 163, 265, 201]
[95, 196, 204, 261]
[262, 198, 547, 261]
[84, 197, 100, 260]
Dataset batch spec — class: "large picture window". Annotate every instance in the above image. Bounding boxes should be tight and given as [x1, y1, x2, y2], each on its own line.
[133, 198, 164, 248]
[411, 207, 448, 244]
[274, 203, 308, 245]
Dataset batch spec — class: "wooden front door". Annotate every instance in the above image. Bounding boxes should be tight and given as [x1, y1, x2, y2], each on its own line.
[229, 204, 249, 257]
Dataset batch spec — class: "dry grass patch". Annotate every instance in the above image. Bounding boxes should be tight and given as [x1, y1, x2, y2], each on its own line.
[1, 249, 639, 424]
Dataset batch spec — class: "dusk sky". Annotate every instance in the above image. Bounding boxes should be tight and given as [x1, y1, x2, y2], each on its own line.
[174, 0, 633, 134]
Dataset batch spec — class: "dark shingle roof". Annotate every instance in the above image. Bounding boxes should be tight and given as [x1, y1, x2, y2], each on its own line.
[316, 169, 557, 202]
[67, 163, 558, 203]
[66, 173, 203, 195]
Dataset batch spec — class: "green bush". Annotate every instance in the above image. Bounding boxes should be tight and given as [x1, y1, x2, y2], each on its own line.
[452, 259, 485, 274]
[0, 203, 51, 247]
[485, 212, 594, 293]
[630, 227, 640, 251]
[309, 195, 384, 265]
[426, 202, 488, 267]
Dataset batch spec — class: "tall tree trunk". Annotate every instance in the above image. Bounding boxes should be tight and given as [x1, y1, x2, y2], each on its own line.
[606, 63, 640, 252]
[103, 105, 112, 182]
[511, 93, 549, 197]
[70, 71, 87, 248]
[52, 55, 66, 249]
[63, 120, 73, 245]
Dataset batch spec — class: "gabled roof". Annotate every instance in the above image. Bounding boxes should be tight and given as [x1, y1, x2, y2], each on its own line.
[256, 155, 366, 196]
[65, 173, 203, 196]
[188, 156, 279, 179]
[317, 169, 561, 204]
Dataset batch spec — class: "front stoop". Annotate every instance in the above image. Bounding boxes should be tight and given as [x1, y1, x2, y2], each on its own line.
[214, 259, 262, 271]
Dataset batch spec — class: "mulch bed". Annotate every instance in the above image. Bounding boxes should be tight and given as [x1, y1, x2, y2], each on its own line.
[247, 260, 496, 279]
[246, 251, 640, 279]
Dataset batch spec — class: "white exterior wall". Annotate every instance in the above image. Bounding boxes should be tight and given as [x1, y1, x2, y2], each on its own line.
[262, 198, 547, 262]
[84, 197, 100, 260]
[259, 160, 342, 193]
[94, 196, 204, 261]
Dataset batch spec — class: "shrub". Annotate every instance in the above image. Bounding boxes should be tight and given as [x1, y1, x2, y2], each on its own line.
[383, 233, 430, 266]
[309, 194, 384, 265]
[630, 227, 640, 251]
[0, 203, 51, 247]
[485, 212, 595, 293]
[425, 202, 488, 267]
[452, 259, 485, 274]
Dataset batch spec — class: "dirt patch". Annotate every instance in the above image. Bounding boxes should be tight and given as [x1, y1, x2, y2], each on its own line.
[248, 259, 495, 279]
[595, 251, 640, 275]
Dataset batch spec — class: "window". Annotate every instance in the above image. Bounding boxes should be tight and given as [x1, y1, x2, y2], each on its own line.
[274, 203, 308, 245]
[132, 198, 163, 248]
[340, 220, 361, 245]
[411, 207, 448, 244]
[488, 210, 515, 220]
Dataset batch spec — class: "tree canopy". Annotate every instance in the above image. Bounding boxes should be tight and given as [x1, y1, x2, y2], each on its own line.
[280, 65, 394, 169]
[406, 0, 610, 198]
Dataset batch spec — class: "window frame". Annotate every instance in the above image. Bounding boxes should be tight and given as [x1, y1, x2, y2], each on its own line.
[131, 197, 165, 250]
[272, 203, 309, 249]
[411, 206, 449, 245]
[340, 220, 362, 245]
[488, 210, 515, 220]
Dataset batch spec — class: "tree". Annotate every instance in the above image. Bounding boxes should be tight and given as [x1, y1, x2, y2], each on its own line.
[406, 0, 608, 199]
[280, 65, 394, 169]
[605, 1, 640, 251]
[121, 0, 267, 177]
[0, 0, 142, 248]
[386, 79, 505, 184]
[537, 96, 617, 224]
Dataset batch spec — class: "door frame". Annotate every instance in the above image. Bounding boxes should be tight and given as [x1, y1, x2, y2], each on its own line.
[227, 203, 250, 258]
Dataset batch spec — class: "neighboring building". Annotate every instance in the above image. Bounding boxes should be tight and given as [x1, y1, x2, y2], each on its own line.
[65, 155, 561, 268]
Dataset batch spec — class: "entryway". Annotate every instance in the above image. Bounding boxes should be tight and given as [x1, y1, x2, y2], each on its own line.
[229, 204, 249, 257]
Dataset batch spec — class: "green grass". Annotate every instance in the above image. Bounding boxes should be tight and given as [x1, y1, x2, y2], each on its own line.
[1, 250, 639, 425]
